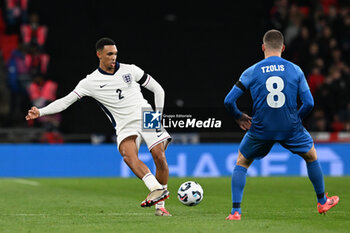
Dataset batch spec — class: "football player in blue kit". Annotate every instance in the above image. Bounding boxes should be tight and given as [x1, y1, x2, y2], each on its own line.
[224, 29, 339, 220]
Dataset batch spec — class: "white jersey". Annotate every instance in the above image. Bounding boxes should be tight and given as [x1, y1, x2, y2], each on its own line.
[37, 61, 169, 149]
[73, 63, 153, 133]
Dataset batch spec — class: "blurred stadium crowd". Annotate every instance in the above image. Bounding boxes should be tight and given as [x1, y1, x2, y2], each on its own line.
[0, 0, 349, 144]
[0, 0, 62, 142]
[268, 0, 350, 132]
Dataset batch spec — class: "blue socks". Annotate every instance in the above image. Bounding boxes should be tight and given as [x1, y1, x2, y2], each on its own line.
[231, 165, 248, 214]
[307, 160, 326, 204]
[230, 160, 326, 215]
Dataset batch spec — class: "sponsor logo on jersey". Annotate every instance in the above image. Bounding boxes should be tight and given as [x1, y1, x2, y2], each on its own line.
[122, 74, 132, 86]
[143, 111, 161, 129]
[99, 84, 108, 88]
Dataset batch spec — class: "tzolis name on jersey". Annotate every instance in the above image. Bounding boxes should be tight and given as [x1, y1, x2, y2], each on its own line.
[261, 64, 284, 73]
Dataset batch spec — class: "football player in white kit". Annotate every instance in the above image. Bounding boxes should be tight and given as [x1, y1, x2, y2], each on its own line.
[25, 38, 172, 216]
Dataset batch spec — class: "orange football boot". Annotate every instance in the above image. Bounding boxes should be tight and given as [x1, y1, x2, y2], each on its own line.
[225, 211, 241, 220]
[317, 193, 339, 214]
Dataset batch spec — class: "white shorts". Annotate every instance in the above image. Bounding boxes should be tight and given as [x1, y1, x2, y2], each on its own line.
[117, 120, 171, 151]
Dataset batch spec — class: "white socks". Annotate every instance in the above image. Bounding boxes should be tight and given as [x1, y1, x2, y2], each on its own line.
[142, 173, 168, 209]
[142, 173, 162, 191]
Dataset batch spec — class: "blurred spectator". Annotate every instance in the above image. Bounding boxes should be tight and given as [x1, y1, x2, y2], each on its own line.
[4, 0, 28, 34]
[28, 74, 57, 107]
[329, 47, 344, 70]
[340, 10, 350, 58]
[270, 0, 289, 31]
[272, 0, 350, 132]
[317, 26, 333, 67]
[28, 74, 61, 128]
[25, 44, 50, 76]
[331, 114, 344, 132]
[20, 13, 48, 48]
[307, 65, 324, 94]
[284, 4, 303, 46]
[309, 42, 320, 58]
[327, 5, 344, 39]
[320, 0, 338, 14]
[309, 109, 331, 131]
[328, 37, 338, 50]
[305, 42, 321, 73]
[6, 43, 31, 124]
[330, 67, 347, 102]
[339, 103, 350, 131]
[0, 52, 10, 125]
[288, 26, 311, 66]
[7, 43, 30, 93]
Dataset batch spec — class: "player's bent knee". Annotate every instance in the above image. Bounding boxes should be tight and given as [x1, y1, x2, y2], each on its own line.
[298, 145, 317, 162]
[118, 135, 138, 157]
[120, 150, 139, 167]
[122, 154, 134, 166]
[236, 151, 253, 168]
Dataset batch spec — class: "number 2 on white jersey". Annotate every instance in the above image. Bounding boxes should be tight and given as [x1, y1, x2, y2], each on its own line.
[116, 89, 124, 100]
[265, 76, 285, 108]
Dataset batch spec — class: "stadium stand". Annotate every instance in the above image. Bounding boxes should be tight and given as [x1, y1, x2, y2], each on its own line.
[0, 0, 348, 143]
[0, 0, 62, 141]
[269, 0, 350, 132]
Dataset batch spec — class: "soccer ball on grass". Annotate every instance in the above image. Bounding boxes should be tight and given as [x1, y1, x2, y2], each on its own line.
[177, 181, 203, 206]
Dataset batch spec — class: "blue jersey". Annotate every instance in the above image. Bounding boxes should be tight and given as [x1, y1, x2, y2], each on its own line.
[239, 56, 310, 140]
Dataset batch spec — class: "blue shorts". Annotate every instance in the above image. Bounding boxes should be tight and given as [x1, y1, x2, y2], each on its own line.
[239, 129, 313, 160]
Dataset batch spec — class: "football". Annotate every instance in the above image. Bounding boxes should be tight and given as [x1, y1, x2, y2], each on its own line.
[177, 181, 204, 206]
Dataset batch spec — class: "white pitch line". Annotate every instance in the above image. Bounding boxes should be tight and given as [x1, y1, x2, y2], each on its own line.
[11, 179, 40, 186]
[11, 214, 47, 216]
[6, 213, 152, 217]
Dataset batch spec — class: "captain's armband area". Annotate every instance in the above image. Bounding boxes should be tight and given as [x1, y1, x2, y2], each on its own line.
[235, 81, 246, 92]
[138, 73, 151, 87]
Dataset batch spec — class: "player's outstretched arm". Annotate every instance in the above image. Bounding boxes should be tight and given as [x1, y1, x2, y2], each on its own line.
[25, 92, 80, 121]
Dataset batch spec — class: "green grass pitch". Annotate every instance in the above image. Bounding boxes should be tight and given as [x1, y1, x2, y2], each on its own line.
[0, 177, 348, 233]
